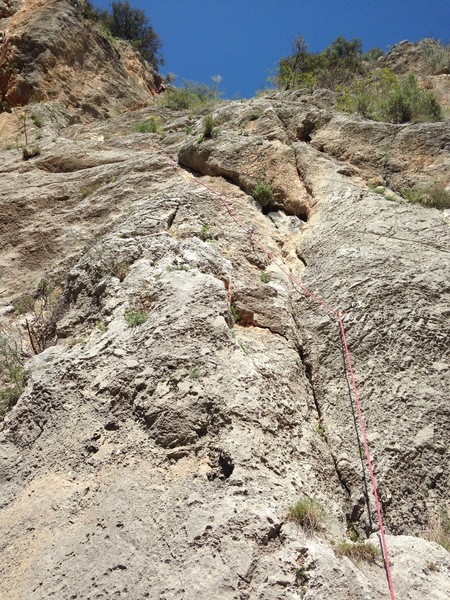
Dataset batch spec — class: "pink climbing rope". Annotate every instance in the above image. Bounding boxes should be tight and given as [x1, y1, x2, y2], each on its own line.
[338, 314, 396, 600]
[150, 146, 396, 599]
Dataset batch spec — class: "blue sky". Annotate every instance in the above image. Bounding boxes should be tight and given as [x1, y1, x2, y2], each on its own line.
[93, 0, 450, 98]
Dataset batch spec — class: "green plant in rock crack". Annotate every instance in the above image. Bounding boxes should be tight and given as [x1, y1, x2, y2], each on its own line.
[251, 181, 273, 204]
[199, 224, 214, 241]
[12, 294, 35, 315]
[230, 304, 241, 324]
[260, 270, 271, 283]
[316, 423, 325, 437]
[294, 565, 308, 586]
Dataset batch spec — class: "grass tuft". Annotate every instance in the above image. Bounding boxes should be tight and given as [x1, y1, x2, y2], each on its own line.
[287, 497, 325, 533]
[426, 509, 450, 552]
[401, 184, 450, 210]
[135, 116, 160, 133]
[335, 540, 380, 562]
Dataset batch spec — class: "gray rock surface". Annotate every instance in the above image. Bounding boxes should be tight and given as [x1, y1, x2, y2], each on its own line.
[0, 89, 449, 599]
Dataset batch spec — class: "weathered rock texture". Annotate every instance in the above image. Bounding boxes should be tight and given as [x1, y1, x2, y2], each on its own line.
[0, 39, 449, 600]
[0, 0, 160, 117]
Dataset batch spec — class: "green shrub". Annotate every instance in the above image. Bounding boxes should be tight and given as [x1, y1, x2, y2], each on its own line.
[135, 116, 160, 133]
[275, 34, 367, 91]
[251, 181, 273, 204]
[336, 540, 380, 562]
[124, 308, 148, 327]
[363, 47, 385, 62]
[382, 74, 442, 123]
[260, 271, 271, 283]
[401, 183, 450, 209]
[336, 68, 395, 117]
[337, 71, 442, 123]
[161, 80, 216, 110]
[287, 497, 325, 533]
[419, 39, 450, 75]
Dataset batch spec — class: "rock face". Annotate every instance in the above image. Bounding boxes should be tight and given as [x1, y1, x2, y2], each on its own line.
[0, 0, 160, 117]
[0, 46, 449, 600]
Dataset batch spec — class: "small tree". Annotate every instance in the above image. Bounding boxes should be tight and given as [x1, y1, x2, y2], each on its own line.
[83, 0, 164, 70]
[323, 36, 363, 63]
[109, 0, 164, 69]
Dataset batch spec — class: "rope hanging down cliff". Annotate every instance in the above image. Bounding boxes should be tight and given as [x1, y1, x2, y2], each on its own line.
[147, 145, 397, 600]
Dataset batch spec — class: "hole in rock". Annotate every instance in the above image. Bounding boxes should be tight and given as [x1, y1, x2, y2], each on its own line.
[262, 203, 308, 223]
[219, 452, 235, 479]
[105, 421, 120, 431]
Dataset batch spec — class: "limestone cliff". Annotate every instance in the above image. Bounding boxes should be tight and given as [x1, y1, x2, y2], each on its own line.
[0, 0, 161, 117]
[0, 14, 449, 600]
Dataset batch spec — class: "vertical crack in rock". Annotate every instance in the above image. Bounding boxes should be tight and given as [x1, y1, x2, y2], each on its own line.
[297, 343, 352, 498]
[166, 203, 180, 229]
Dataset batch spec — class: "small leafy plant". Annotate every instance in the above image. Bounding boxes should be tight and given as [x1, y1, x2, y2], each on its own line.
[230, 304, 241, 324]
[124, 308, 148, 327]
[189, 368, 200, 379]
[199, 224, 214, 241]
[251, 181, 273, 204]
[31, 114, 43, 128]
[287, 497, 326, 533]
[260, 270, 271, 283]
[166, 264, 190, 272]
